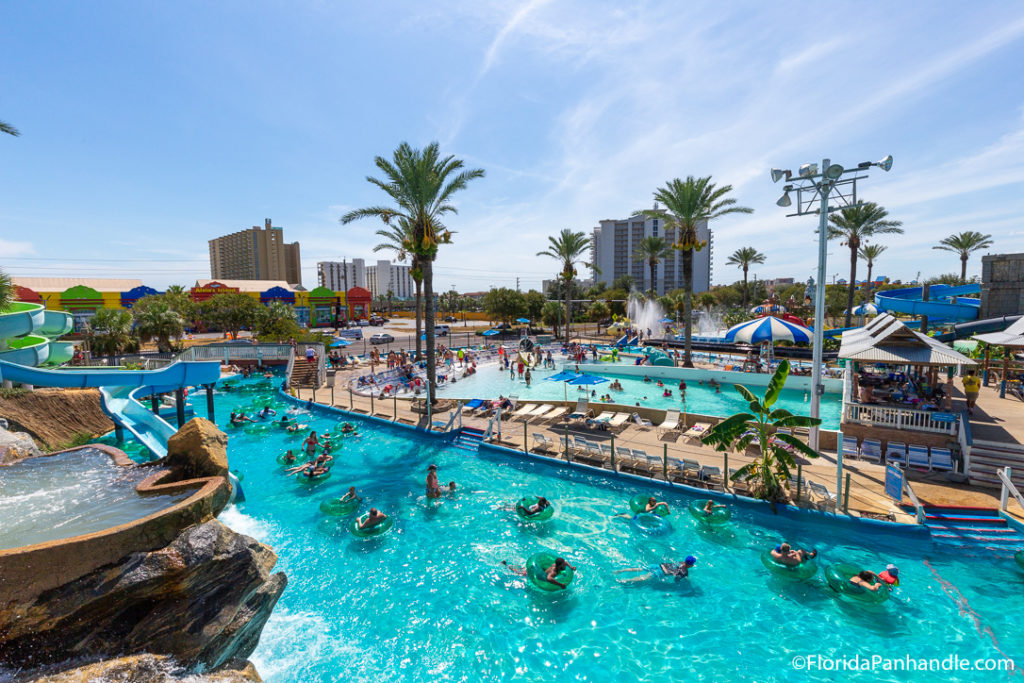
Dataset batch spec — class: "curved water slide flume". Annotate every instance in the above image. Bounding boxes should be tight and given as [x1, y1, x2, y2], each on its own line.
[0, 302, 75, 366]
[0, 359, 222, 458]
[874, 284, 981, 323]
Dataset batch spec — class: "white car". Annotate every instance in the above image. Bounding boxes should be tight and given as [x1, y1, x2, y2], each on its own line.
[370, 333, 395, 345]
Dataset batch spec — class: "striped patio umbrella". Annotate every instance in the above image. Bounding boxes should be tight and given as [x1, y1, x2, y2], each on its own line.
[724, 316, 813, 344]
[849, 302, 880, 316]
[750, 303, 788, 315]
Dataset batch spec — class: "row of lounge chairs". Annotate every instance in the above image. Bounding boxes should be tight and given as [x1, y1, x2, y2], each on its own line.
[842, 437, 954, 472]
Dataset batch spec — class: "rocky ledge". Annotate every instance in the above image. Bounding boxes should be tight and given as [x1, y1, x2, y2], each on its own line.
[0, 418, 286, 680]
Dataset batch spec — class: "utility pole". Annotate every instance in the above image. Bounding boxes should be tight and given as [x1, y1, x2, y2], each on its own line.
[516, 277, 520, 292]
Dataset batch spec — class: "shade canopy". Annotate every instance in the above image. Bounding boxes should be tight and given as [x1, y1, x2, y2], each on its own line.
[848, 302, 880, 316]
[482, 329, 501, 336]
[750, 303, 788, 315]
[329, 339, 352, 348]
[515, 317, 531, 323]
[838, 314, 976, 366]
[974, 316, 1024, 347]
[725, 316, 813, 344]
[658, 317, 674, 323]
[567, 373, 609, 386]
[546, 370, 581, 382]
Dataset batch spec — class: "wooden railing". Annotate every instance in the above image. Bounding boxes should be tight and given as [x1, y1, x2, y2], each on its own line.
[843, 402, 958, 435]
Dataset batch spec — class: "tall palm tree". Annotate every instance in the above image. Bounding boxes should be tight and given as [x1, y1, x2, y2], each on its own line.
[134, 302, 184, 353]
[933, 231, 994, 283]
[0, 269, 13, 313]
[827, 202, 903, 327]
[632, 236, 672, 297]
[643, 176, 752, 367]
[372, 220, 426, 360]
[725, 246, 765, 310]
[857, 244, 887, 294]
[341, 142, 484, 403]
[165, 284, 186, 295]
[1, 121, 19, 137]
[537, 229, 592, 343]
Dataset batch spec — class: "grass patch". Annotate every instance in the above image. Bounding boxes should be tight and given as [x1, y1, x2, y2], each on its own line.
[48, 431, 96, 452]
[0, 387, 28, 399]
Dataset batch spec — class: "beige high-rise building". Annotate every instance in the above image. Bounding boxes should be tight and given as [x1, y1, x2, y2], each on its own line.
[208, 219, 302, 285]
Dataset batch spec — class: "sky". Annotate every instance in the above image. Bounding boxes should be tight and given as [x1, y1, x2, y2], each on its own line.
[2, 1, 1024, 293]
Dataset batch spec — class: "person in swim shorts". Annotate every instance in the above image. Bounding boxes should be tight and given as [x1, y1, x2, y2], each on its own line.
[426, 464, 442, 498]
[770, 543, 816, 566]
[615, 556, 696, 583]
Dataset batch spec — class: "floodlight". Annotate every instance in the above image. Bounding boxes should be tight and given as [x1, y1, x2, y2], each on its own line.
[776, 186, 793, 207]
[824, 163, 844, 180]
[876, 154, 893, 172]
[770, 168, 790, 183]
[798, 163, 818, 178]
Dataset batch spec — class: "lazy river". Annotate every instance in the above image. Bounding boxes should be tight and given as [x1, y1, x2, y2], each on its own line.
[194, 374, 1021, 682]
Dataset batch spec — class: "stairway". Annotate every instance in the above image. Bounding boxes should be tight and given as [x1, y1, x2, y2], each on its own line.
[912, 504, 1024, 553]
[968, 439, 1024, 489]
[289, 359, 322, 390]
[451, 427, 486, 453]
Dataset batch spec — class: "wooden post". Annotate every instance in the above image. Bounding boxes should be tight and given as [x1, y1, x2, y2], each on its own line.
[724, 452, 729, 490]
[205, 384, 215, 421]
[393, 394, 397, 421]
[370, 392, 374, 415]
[663, 443, 668, 480]
[1001, 351, 1010, 398]
[610, 434, 616, 471]
[523, 421, 528, 453]
[843, 473, 852, 513]
[175, 389, 186, 428]
[796, 464, 802, 501]
[349, 387, 353, 411]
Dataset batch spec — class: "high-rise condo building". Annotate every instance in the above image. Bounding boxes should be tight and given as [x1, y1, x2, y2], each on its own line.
[318, 259, 415, 299]
[209, 218, 302, 285]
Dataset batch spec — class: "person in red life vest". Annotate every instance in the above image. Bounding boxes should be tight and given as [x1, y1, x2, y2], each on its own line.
[878, 564, 900, 588]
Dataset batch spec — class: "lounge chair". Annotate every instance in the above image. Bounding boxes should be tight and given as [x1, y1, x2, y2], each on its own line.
[538, 405, 568, 422]
[908, 445, 930, 470]
[860, 439, 882, 464]
[681, 422, 711, 442]
[885, 441, 907, 466]
[681, 459, 702, 482]
[930, 447, 953, 471]
[461, 398, 486, 414]
[606, 412, 630, 431]
[581, 442, 605, 466]
[567, 399, 591, 421]
[526, 404, 554, 419]
[631, 449, 653, 476]
[630, 412, 653, 429]
[841, 438, 860, 461]
[600, 443, 614, 464]
[531, 432, 554, 453]
[700, 465, 723, 489]
[658, 410, 680, 436]
[510, 403, 536, 419]
[615, 446, 633, 470]
[808, 481, 837, 510]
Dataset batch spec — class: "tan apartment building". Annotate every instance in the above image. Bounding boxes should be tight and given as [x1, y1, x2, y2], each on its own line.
[208, 218, 302, 285]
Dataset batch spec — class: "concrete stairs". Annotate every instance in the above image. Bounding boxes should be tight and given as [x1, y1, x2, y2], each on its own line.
[968, 439, 1024, 489]
[451, 427, 486, 453]
[910, 504, 1024, 554]
[289, 360, 321, 389]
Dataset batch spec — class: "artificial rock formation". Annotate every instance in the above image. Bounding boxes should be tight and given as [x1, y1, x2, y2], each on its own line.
[164, 417, 229, 480]
[0, 420, 42, 464]
[0, 519, 286, 670]
[22, 654, 262, 682]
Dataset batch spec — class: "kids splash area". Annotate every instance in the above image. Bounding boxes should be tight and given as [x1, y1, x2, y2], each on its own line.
[2, 326, 1024, 680]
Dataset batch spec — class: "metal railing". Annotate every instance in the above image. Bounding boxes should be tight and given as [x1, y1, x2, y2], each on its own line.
[903, 477, 926, 525]
[843, 402, 958, 435]
[998, 467, 1024, 513]
[178, 343, 293, 364]
[957, 410, 973, 474]
[294, 342, 327, 387]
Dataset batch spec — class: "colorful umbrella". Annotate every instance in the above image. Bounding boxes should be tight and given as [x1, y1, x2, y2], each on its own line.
[848, 303, 880, 316]
[724, 316, 813, 344]
[482, 329, 501, 336]
[516, 318, 531, 323]
[750, 303, 788, 315]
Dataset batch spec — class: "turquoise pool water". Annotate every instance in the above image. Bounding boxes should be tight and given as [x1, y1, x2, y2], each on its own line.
[207, 376, 1022, 682]
[436, 363, 843, 429]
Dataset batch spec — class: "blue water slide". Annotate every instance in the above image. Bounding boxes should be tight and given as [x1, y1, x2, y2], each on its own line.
[614, 334, 628, 347]
[933, 315, 1023, 342]
[874, 284, 981, 322]
[627, 335, 639, 346]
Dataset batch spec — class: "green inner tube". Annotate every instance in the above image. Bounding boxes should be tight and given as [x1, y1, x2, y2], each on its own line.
[630, 512, 670, 535]
[515, 496, 554, 521]
[825, 563, 890, 603]
[688, 500, 732, 525]
[276, 452, 299, 466]
[759, 549, 818, 580]
[1016, 550, 1024, 571]
[244, 423, 272, 434]
[350, 513, 394, 538]
[629, 494, 670, 517]
[320, 496, 360, 516]
[337, 422, 358, 436]
[296, 468, 332, 484]
[526, 552, 575, 591]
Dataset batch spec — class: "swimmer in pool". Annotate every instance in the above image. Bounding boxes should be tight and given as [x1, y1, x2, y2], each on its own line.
[701, 499, 726, 516]
[543, 558, 576, 588]
[426, 464, 442, 498]
[339, 486, 361, 504]
[521, 496, 550, 516]
[359, 507, 388, 530]
[850, 570, 883, 592]
[770, 543, 817, 567]
[615, 556, 696, 583]
[614, 496, 669, 517]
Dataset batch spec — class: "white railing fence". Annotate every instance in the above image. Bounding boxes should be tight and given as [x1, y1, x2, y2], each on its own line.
[903, 477, 926, 525]
[998, 467, 1024, 513]
[844, 403, 957, 435]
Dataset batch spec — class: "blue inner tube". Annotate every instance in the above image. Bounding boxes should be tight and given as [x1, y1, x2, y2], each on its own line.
[629, 494, 670, 517]
[630, 512, 670, 535]
[688, 500, 732, 525]
[759, 550, 818, 580]
[320, 496, 360, 516]
[516, 496, 554, 521]
[350, 513, 394, 538]
[526, 552, 574, 591]
[825, 563, 890, 603]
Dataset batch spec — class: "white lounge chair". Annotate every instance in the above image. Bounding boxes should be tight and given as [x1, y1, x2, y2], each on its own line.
[528, 403, 554, 418]
[631, 449, 653, 475]
[538, 405, 567, 422]
[568, 399, 591, 421]
[511, 403, 537, 419]
[531, 432, 554, 452]
[808, 481, 837, 509]
[615, 446, 633, 470]
[700, 465, 723, 488]
[930, 447, 953, 471]
[681, 422, 711, 442]
[908, 445, 930, 470]
[860, 439, 882, 464]
[658, 410, 680, 436]
[606, 412, 630, 430]
[885, 441, 907, 466]
[630, 412, 653, 429]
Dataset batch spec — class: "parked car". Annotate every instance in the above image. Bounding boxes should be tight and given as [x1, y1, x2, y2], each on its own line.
[370, 333, 395, 345]
[434, 325, 450, 336]
[443, 316, 458, 322]
[369, 315, 387, 326]
[336, 329, 363, 340]
[356, 318, 370, 326]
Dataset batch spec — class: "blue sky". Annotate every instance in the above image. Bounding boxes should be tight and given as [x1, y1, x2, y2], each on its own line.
[2, 1, 1023, 292]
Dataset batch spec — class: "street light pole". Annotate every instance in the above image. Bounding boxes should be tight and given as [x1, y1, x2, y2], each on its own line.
[772, 155, 893, 453]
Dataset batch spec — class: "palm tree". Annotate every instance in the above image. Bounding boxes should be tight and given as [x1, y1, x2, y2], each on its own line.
[1, 121, 19, 137]
[372, 220, 426, 360]
[134, 301, 184, 353]
[697, 291, 716, 312]
[643, 176, 752, 367]
[827, 202, 903, 327]
[857, 244, 887, 294]
[341, 142, 484, 403]
[537, 229, 592, 343]
[165, 284, 186, 295]
[725, 247, 765, 310]
[0, 269, 13, 313]
[933, 231, 994, 283]
[632, 236, 672, 297]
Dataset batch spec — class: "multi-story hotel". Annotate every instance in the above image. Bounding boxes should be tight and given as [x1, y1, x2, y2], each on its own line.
[209, 219, 302, 286]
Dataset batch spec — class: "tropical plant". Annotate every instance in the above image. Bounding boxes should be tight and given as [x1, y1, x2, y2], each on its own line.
[341, 142, 484, 403]
[0, 268, 13, 313]
[371, 219, 426, 359]
[632, 236, 672, 296]
[198, 292, 264, 339]
[482, 287, 526, 324]
[523, 290, 546, 323]
[1, 121, 19, 137]
[933, 231, 994, 283]
[725, 247, 765, 310]
[88, 308, 136, 356]
[697, 291, 716, 312]
[541, 300, 563, 337]
[255, 301, 299, 340]
[857, 244, 887, 294]
[589, 299, 610, 323]
[827, 202, 903, 327]
[700, 360, 822, 502]
[611, 274, 636, 292]
[133, 298, 184, 353]
[537, 229, 592, 343]
[643, 176, 752, 367]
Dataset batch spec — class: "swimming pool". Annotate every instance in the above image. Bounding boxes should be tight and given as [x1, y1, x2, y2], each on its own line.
[436, 363, 844, 429]
[207, 375, 1021, 681]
